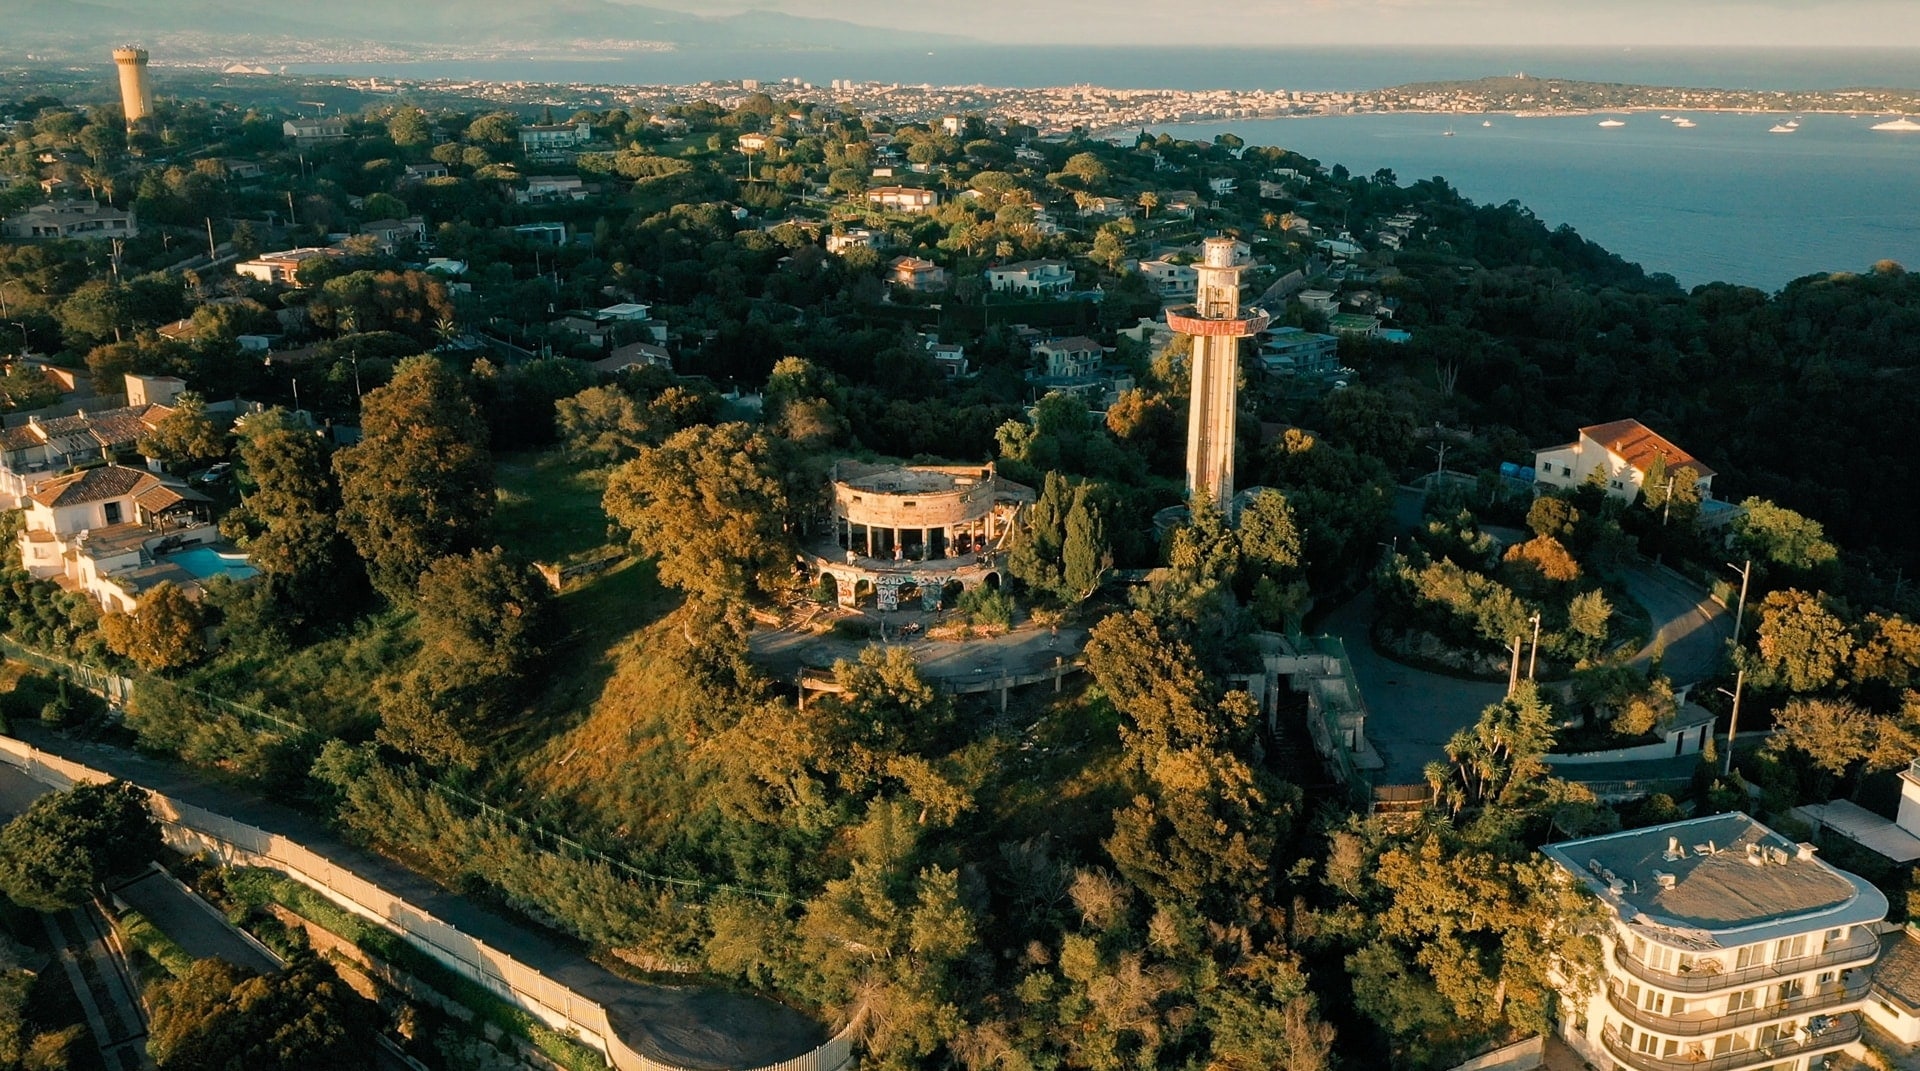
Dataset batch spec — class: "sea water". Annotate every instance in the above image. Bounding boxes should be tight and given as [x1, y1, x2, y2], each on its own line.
[1157, 111, 1920, 290]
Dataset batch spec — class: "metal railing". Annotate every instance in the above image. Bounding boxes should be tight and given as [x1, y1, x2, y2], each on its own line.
[1606, 975, 1869, 1036]
[1600, 1014, 1857, 1071]
[1610, 932, 1878, 994]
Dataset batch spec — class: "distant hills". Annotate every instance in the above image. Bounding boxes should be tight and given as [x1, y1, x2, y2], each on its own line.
[0, 0, 973, 59]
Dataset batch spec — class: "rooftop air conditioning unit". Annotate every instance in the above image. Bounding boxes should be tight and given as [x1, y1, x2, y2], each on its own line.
[1666, 837, 1686, 861]
[1653, 870, 1676, 889]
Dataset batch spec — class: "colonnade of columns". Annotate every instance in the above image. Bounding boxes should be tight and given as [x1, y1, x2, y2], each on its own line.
[838, 511, 1001, 562]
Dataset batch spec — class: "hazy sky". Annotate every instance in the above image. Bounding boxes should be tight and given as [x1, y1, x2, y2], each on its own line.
[645, 0, 1920, 47]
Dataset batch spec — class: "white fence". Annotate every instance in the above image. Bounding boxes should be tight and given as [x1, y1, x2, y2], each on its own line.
[1442, 1035, 1543, 1071]
[0, 735, 861, 1071]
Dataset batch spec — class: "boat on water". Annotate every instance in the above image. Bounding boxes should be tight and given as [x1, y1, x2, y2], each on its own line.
[1598, 119, 1626, 128]
[1873, 117, 1920, 132]
[1482, 120, 1493, 127]
[1673, 118, 1697, 128]
[1769, 123, 1797, 134]
[1443, 128, 1455, 137]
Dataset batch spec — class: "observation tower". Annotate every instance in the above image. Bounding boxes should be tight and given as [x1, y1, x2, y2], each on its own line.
[1167, 237, 1268, 509]
[113, 46, 153, 127]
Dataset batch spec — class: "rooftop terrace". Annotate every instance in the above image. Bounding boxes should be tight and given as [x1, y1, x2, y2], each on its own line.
[1542, 812, 1885, 942]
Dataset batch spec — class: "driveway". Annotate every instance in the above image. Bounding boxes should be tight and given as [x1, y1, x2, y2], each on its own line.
[1615, 563, 1732, 688]
[1321, 590, 1508, 788]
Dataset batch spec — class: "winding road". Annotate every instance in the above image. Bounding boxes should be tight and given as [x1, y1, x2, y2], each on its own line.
[1325, 559, 1731, 788]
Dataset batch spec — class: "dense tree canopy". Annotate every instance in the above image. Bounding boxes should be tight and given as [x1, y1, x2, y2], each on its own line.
[334, 356, 493, 602]
[0, 780, 160, 911]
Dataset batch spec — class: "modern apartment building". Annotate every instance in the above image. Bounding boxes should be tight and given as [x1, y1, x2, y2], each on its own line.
[1542, 812, 1885, 1071]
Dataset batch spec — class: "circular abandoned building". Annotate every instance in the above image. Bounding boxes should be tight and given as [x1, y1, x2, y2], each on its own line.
[807, 461, 1034, 609]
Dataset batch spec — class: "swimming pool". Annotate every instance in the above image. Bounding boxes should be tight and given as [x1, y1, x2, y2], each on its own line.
[166, 545, 259, 582]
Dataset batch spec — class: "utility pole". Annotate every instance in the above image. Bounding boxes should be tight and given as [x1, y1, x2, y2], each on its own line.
[1661, 473, 1675, 526]
[1507, 635, 1522, 696]
[1428, 428, 1449, 484]
[1726, 559, 1753, 644]
[205, 216, 217, 261]
[1527, 612, 1543, 681]
[1718, 668, 1746, 777]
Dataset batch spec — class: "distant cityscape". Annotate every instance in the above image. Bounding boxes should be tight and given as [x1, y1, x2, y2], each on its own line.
[224, 71, 1920, 138]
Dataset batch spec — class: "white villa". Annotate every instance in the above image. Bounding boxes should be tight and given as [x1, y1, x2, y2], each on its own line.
[986, 260, 1072, 298]
[1136, 258, 1198, 299]
[1032, 336, 1103, 380]
[1542, 813, 1885, 1071]
[17, 464, 240, 612]
[1533, 419, 1717, 504]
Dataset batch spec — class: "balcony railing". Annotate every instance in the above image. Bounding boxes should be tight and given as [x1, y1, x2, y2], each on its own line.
[1607, 974, 1870, 1036]
[1601, 1014, 1859, 1071]
[1611, 931, 1878, 993]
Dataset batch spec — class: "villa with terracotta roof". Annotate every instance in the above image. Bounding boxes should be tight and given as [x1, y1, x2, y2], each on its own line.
[0, 398, 178, 508]
[1533, 419, 1718, 505]
[17, 464, 249, 612]
[1543, 812, 1886, 1071]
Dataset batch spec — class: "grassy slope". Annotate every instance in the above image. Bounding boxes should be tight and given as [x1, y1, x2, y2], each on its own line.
[486, 446, 1136, 888]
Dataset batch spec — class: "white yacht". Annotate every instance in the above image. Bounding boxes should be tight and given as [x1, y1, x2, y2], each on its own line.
[1873, 117, 1920, 132]
[1598, 119, 1626, 128]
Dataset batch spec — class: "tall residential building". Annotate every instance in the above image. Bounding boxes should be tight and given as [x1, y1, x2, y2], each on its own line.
[112, 46, 153, 127]
[1168, 237, 1266, 508]
[1542, 812, 1885, 1071]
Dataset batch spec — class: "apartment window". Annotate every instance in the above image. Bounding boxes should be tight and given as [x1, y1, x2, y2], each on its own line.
[1636, 1033, 1660, 1055]
[1818, 971, 1837, 986]
[1775, 935, 1807, 962]
[1642, 990, 1668, 1015]
[1826, 928, 1843, 945]
[102, 502, 122, 525]
[1728, 989, 1758, 1012]
[1734, 945, 1758, 970]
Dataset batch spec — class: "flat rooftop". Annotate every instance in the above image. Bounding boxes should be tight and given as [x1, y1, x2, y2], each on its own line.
[1542, 812, 1885, 941]
[835, 463, 986, 496]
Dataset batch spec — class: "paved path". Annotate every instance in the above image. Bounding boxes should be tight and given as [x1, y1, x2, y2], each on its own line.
[44, 905, 150, 1071]
[114, 869, 282, 975]
[752, 617, 1087, 688]
[8, 726, 827, 1071]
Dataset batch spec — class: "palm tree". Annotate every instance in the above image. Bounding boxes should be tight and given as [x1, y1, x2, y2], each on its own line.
[1137, 190, 1159, 219]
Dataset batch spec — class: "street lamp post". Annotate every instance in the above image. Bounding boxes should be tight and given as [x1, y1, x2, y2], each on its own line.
[1726, 559, 1753, 643]
[1527, 612, 1543, 681]
[1717, 667, 1746, 777]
